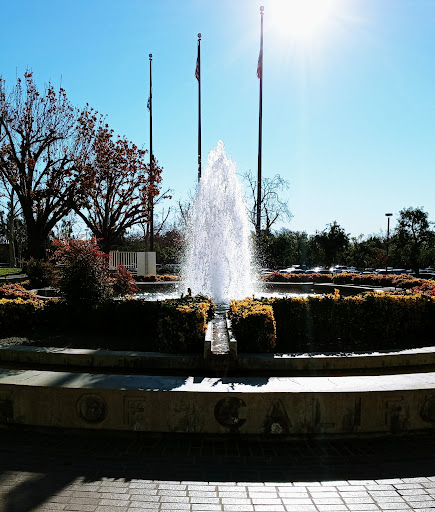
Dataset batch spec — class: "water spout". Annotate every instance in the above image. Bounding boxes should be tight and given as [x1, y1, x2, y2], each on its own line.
[183, 141, 256, 302]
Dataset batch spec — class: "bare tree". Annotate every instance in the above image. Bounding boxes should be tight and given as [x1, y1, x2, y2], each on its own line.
[242, 170, 292, 234]
[142, 190, 172, 250]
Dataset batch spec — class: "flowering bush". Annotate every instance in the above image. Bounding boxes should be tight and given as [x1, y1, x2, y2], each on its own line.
[0, 283, 39, 301]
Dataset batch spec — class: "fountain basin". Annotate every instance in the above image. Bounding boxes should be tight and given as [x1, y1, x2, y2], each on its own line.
[0, 363, 434, 436]
[0, 340, 435, 437]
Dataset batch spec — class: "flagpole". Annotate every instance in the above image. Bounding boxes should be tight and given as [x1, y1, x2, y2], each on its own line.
[149, 53, 154, 252]
[256, 6, 264, 235]
[197, 33, 202, 181]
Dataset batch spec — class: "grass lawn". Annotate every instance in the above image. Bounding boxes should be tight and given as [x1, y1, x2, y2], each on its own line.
[0, 268, 22, 276]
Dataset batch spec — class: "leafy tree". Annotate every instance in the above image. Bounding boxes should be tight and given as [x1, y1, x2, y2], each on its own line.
[0, 72, 86, 259]
[154, 228, 183, 265]
[260, 229, 309, 268]
[393, 206, 434, 274]
[73, 110, 168, 253]
[311, 221, 350, 269]
[344, 234, 385, 270]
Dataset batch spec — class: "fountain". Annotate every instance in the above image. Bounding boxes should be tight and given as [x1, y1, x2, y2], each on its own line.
[1, 144, 434, 438]
[182, 141, 256, 303]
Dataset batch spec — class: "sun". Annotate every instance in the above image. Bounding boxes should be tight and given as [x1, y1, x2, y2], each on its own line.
[269, 0, 339, 44]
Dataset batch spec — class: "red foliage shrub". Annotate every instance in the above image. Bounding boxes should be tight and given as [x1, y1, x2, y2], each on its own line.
[111, 265, 138, 296]
[52, 238, 112, 307]
[136, 274, 180, 282]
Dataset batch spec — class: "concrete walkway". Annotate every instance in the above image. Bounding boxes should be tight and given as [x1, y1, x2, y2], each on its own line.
[1, 429, 435, 511]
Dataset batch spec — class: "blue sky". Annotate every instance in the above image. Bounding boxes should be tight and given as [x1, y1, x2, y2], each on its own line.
[1, 0, 435, 237]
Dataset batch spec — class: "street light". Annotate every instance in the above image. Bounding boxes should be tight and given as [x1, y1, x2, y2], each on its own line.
[385, 213, 393, 271]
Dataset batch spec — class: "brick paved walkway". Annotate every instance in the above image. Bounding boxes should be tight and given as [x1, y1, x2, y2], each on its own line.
[1, 429, 435, 511]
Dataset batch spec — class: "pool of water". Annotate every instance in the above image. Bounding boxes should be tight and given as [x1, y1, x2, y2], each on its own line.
[133, 289, 317, 302]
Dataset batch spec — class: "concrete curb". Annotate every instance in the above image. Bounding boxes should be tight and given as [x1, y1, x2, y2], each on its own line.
[1, 342, 434, 375]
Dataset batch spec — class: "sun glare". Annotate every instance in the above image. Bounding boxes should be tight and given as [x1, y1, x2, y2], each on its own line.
[270, 0, 338, 44]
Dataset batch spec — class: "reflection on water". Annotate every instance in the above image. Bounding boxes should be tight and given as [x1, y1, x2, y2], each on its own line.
[134, 291, 183, 301]
[253, 291, 317, 299]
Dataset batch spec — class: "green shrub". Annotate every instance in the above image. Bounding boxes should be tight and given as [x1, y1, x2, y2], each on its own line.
[270, 291, 435, 353]
[229, 298, 276, 353]
[26, 295, 214, 353]
[156, 296, 215, 353]
[22, 258, 55, 288]
[230, 291, 435, 353]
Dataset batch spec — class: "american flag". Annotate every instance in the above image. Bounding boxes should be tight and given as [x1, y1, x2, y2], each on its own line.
[195, 55, 200, 81]
[147, 96, 151, 112]
[257, 48, 262, 79]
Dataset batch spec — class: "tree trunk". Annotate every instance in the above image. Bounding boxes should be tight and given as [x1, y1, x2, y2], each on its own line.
[24, 229, 48, 260]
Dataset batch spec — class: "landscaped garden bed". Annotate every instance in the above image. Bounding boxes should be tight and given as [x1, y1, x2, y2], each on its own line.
[262, 271, 427, 289]
[229, 287, 435, 354]
[2, 235, 435, 356]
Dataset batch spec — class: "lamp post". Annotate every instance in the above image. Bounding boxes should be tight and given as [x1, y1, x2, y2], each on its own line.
[385, 213, 393, 271]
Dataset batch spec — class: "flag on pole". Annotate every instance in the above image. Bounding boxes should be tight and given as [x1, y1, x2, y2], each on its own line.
[147, 96, 151, 112]
[195, 55, 200, 81]
[257, 47, 262, 79]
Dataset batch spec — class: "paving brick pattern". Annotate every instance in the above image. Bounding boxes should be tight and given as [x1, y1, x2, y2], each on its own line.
[1, 430, 435, 511]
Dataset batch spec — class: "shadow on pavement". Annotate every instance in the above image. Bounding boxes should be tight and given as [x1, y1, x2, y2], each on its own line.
[0, 429, 435, 511]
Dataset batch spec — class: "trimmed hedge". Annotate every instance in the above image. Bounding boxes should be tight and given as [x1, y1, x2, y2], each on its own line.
[0, 295, 215, 354]
[0, 297, 44, 337]
[263, 272, 332, 283]
[262, 272, 432, 289]
[157, 297, 214, 353]
[231, 292, 435, 353]
[229, 299, 276, 353]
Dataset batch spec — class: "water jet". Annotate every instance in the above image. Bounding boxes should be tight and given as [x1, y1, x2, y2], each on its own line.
[183, 141, 256, 303]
